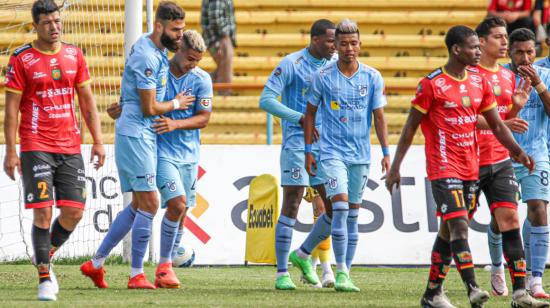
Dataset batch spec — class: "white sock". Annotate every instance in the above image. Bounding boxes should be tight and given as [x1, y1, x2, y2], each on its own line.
[130, 267, 144, 278]
[296, 248, 309, 259]
[276, 271, 289, 278]
[159, 257, 171, 265]
[531, 276, 543, 286]
[92, 256, 106, 269]
[321, 262, 332, 274]
[491, 264, 504, 273]
[336, 263, 347, 273]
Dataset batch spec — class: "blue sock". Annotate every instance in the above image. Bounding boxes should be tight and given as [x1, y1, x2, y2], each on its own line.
[159, 216, 179, 264]
[171, 226, 184, 260]
[530, 225, 549, 277]
[346, 208, 359, 271]
[523, 219, 532, 272]
[275, 215, 295, 273]
[331, 201, 349, 269]
[131, 209, 154, 270]
[94, 204, 136, 262]
[300, 214, 332, 254]
[487, 223, 503, 271]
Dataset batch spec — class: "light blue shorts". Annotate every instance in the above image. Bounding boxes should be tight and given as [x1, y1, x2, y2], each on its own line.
[156, 158, 198, 208]
[319, 159, 370, 204]
[514, 161, 550, 202]
[115, 134, 157, 192]
[280, 148, 324, 187]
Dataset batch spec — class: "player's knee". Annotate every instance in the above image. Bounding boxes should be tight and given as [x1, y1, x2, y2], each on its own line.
[60, 207, 84, 224]
[447, 217, 469, 240]
[528, 202, 548, 226]
[166, 196, 187, 221]
[493, 207, 519, 231]
[33, 208, 52, 229]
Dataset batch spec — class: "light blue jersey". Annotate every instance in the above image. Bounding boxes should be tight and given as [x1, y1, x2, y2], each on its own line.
[307, 61, 387, 164]
[504, 63, 550, 164]
[157, 67, 213, 163]
[534, 57, 550, 157]
[116, 34, 169, 139]
[264, 48, 335, 149]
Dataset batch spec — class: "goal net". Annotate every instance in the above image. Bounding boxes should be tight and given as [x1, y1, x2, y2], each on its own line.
[0, 0, 126, 261]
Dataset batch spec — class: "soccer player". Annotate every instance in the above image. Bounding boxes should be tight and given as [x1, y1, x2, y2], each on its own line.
[101, 30, 212, 289]
[2, 0, 105, 301]
[303, 19, 390, 292]
[258, 19, 336, 290]
[80, 1, 191, 289]
[152, 29, 212, 287]
[504, 28, 550, 299]
[474, 17, 549, 308]
[385, 25, 534, 308]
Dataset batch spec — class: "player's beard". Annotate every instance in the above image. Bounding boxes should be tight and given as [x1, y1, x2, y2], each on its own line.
[161, 30, 179, 52]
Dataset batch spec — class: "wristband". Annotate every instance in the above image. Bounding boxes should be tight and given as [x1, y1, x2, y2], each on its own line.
[172, 98, 180, 110]
[382, 147, 390, 157]
[535, 82, 547, 94]
[305, 144, 313, 153]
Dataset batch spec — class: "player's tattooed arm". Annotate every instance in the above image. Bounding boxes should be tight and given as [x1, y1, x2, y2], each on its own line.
[152, 110, 211, 134]
[138, 89, 194, 116]
[385, 108, 423, 193]
[76, 84, 105, 169]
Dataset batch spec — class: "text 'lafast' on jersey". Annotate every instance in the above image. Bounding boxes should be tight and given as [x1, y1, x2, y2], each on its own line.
[157, 67, 213, 163]
[306, 61, 387, 164]
[264, 48, 335, 150]
[5, 43, 91, 154]
[412, 67, 496, 181]
[116, 34, 169, 140]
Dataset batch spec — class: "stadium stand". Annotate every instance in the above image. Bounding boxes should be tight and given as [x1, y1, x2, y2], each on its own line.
[0, 0, 488, 145]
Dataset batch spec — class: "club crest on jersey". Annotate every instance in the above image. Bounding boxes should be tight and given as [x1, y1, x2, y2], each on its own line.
[358, 85, 367, 97]
[330, 101, 340, 110]
[200, 98, 212, 108]
[274, 67, 282, 76]
[493, 85, 502, 96]
[461, 96, 471, 107]
[144, 68, 153, 77]
[51, 69, 61, 80]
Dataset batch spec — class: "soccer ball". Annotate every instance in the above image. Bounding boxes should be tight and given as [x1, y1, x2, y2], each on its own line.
[173, 245, 195, 267]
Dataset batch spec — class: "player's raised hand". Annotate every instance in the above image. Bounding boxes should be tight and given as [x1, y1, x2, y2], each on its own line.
[3, 152, 21, 181]
[90, 144, 106, 170]
[152, 115, 179, 134]
[384, 168, 401, 194]
[174, 92, 195, 110]
[512, 77, 532, 109]
[305, 152, 317, 176]
[106, 102, 121, 119]
[503, 118, 529, 134]
[518, 65, 542, 86]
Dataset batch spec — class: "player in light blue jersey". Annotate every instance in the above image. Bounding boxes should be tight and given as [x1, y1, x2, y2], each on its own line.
[534, 23, 550, 166]
[81, 2, 193, 290]
[259, 19, 337, 291]
[505, 28, 550, 298]
[152, 30, 212, 288]
[303, 19, 390, 292]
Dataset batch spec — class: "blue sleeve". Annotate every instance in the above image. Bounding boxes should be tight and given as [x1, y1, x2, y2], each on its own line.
[306, 73, 323, 107]
[264, 57, 293, 95]
[129, 52, 160, 90]
[195, 74, 213, 113]
[259, 87, 302, 123]
[372, 71, 387, 110]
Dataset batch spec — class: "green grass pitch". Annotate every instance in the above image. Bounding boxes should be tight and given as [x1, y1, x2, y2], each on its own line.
[0, 264, 539, 307]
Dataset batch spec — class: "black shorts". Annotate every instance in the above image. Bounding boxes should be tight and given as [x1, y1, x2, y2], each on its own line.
[431, 178, 479, 221]
[20, 151, 86, 209]
[478, 159, 519, 213]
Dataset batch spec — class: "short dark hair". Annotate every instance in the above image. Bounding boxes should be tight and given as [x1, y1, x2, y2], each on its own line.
[335, 19, 360, 39]
[310, 19, 335, 37]
[509, 28, 536, 47]
[445, 25, 477, 52]
[475, 16, 507, 38]
[31, 0, 60, 24]
[155, 1, 185, 22]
